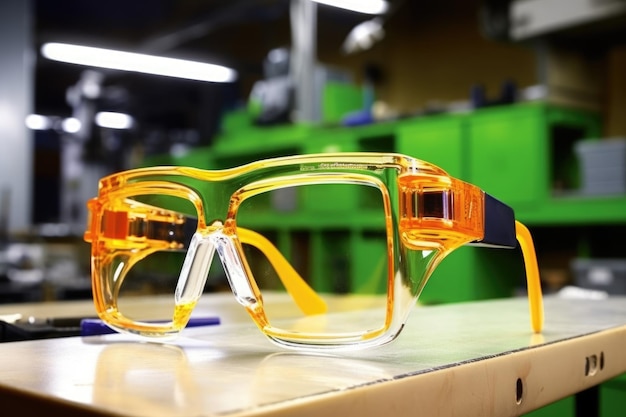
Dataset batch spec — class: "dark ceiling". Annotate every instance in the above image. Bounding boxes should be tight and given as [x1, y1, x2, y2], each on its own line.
[32, 0, 626, 127]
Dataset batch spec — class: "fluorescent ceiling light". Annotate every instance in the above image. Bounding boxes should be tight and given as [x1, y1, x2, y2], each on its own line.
[342, 18, 385, 54]
[41, 42, 237, 83]
[311, 0, 389, 15]
[25, 114, 53, 130]
[95, 112, 134, 129]
[62, 117, 81, 134]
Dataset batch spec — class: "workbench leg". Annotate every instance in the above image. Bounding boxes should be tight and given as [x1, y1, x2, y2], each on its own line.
[575, 385, 599, 417]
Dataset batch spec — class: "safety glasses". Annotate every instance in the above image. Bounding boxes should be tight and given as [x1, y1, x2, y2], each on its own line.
[84, 153, 543, 351]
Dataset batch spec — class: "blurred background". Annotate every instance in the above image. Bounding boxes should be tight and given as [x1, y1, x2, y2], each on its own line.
[1, 1, 626, 306]
[1, 1, 626, 413]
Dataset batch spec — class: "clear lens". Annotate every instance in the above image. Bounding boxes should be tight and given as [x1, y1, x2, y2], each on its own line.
[100, 193, 205, 324]
[236, 182, 390, 337]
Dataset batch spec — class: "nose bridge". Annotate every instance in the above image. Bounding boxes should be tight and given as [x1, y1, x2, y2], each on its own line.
[174, 227, 259, 310]
[175, 231, 215, 306]
[193, 178, 241, 226]
[210, 231, 260, 308]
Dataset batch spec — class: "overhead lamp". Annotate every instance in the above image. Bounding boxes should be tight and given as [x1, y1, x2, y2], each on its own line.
[25, 114, 80, 133]
[25, 114, 53, 130]
[342, 18, 385, 54]
[61, 117, 82, 134]
[41, 42, 237, 83]
[311, 0, 389, 15]
[95, 112, 134, 130]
